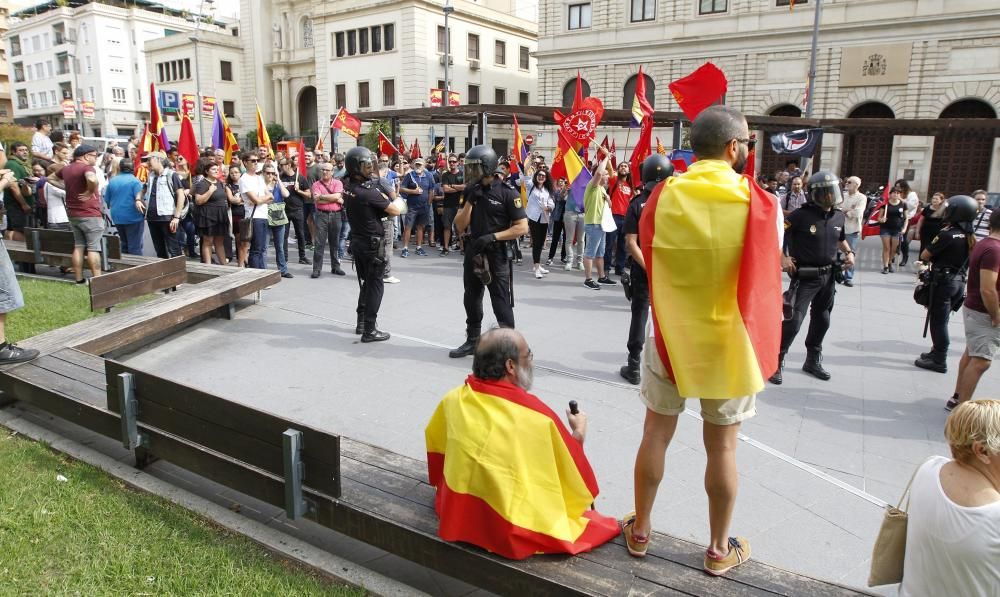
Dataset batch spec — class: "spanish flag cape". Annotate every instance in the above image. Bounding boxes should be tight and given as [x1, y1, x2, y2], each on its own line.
[425, 376, 619, 560]
[639, 159, 781, 399]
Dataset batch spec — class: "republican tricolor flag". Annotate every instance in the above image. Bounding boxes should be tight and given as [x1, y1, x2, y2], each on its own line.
[148, 83, 170, 152]
[426, 376, 619, 560]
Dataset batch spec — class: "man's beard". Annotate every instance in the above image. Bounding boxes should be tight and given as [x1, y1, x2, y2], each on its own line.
[515, 363, 534, 392]
[733, 153, 747, 174]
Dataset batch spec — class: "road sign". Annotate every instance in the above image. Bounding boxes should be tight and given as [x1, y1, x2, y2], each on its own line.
[524, 134, 535, 146]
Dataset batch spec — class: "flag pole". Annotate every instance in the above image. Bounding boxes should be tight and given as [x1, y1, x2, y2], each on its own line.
[802, 0, 823, 174]
[622, 127, 633, 163]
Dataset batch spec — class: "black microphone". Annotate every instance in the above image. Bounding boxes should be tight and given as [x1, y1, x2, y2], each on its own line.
[569, 400, 579, 415]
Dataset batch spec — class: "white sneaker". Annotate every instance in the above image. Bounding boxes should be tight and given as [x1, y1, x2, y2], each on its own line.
[383, 276, 400, 284]
[538, 266, 549, 274]
[535, 270, 544, 279]
[564, 262, 572, 271]
[575, 262, 584, 271]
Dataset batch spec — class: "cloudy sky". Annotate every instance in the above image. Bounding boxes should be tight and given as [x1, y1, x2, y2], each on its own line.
[9, 0, 240, 20]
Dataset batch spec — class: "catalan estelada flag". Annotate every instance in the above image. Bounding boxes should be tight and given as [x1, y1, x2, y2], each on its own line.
[426, 375, 619, 560]
[639, 160, 781, 398]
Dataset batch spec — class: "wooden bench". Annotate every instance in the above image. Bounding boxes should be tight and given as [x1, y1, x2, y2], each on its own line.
[0, 347, 873, 597]
[24, 227, 121, 271]
[88, 255, 187, 312]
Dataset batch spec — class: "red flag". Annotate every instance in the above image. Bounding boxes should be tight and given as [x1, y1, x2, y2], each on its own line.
[398, 138, 408, 156]
[669, 63, 728, 121]
[629, 65, 654, 128]
[410, 138, 421, 160]
[297, 138, 307, 177]
[610, 139, 617, 169]
[332, 107, 362, 139]
[177, 112, 199, 170]
[559, 96, 604, 148]
[599, 135, 610, 155]
[629, 117, 653, 189]
[744, 150, 756, 180]
[378, 131, 397, 157]
[553, 71, 586, 126]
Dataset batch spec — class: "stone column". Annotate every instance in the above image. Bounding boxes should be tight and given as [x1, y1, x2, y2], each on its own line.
[281, 78, 292, 131]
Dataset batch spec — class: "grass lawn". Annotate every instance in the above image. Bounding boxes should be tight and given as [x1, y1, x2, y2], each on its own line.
[0, 429, 364, 595]
[6, 277, 98, 343]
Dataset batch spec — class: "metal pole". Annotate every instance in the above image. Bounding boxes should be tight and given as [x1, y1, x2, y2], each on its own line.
[443, 1, 454, 153]
[191, 0, 212, 144]
[805, 0, 823, 118]
[68, 51, 83, 133]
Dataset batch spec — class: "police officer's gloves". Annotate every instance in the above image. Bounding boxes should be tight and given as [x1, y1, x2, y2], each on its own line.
[469, 233, 496, 255]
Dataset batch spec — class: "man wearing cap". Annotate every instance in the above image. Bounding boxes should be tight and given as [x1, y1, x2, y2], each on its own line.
[62, 145, 103, 283]
[399, 157, 435, 257]
[140, 151, 185, 259]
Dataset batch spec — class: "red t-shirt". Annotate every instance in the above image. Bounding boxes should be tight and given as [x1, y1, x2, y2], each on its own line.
[62, 161, 100, 218]
[965, 237, 1000, 314]
[609, 174, 634, 216]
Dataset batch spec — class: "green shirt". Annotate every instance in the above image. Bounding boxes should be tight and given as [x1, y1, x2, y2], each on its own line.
[4, 157, 31, 209]
[583, 182, 607, 225]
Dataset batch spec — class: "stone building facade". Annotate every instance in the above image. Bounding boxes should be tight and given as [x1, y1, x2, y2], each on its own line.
[534, 0, 1000, 195]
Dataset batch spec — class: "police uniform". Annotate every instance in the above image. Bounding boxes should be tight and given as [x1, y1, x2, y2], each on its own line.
[922, 226, 970, 362]
[463, 179, 525, 336]
[344, 178, 391, 333]
[622, 188, 652, 368]
[779, 202, 847, 361]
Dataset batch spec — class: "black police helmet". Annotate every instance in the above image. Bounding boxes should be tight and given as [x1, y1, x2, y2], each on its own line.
[464, 145, 499, 183]
[640, 154, 674, 190]
[345, 146, 374, 178]
[806, 171, 842, 209]
[943, 195, 978, 224]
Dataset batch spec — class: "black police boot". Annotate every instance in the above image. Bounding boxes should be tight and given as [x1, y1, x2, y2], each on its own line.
[448, 336, 479, 358]
[768, 354, 785, 385]
[914, 352, 947, 373]
[802, 353, 831, 381]
[619, 356, 641, 385]
[355, 314, 364, 335]
[361, 322, 390, 343]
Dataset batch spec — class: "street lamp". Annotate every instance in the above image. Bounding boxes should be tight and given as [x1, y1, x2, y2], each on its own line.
[442, 0, 454, 153]
[189, 0, 214, 144]
[66, 51, 83, 134]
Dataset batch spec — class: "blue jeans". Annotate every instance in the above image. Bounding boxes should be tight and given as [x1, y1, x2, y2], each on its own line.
[338, 217, 351, 259]
[117, 221, 145, 255]
[603, 213, 625, 273]
[248, 218, 269, 269]
[270, 224, 288, 273]
[845, 232, 859, 281]
[583, 224, 606, 259]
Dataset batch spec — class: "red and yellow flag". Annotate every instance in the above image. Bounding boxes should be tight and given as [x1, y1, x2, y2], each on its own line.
[426, 376, 619, 560]
[255, 104, 273, 158]
[332, 107, 362, 139]
[639, 160, 781, 398]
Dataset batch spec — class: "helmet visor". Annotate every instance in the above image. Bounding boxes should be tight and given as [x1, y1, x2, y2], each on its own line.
[465, 159, 486, 184]
[811, 183, 843, 209]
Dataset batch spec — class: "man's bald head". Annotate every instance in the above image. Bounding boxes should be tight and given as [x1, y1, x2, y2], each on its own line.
[690, 105, 749, 160]
[472, 328, 533, 390]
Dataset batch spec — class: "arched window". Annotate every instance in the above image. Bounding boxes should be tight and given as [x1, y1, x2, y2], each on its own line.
[301, 17, 314, 48]
[622, 73, 655, 110]
[561, 77, 591, 108]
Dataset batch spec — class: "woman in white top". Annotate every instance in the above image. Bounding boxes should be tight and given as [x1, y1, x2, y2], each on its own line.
[896, 179, 921, 267]
[44, 164, 69, 231]
[524, 169, 555, 279]
[899, 399, 1000, 596]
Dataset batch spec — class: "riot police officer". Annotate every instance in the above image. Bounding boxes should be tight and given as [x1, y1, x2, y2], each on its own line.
[618, 154, 674, 384]
[343, 146, 404, 343]
[770, 171, 856, 384]
[914, 195, 979, 373]
[448, 145, 529, 358]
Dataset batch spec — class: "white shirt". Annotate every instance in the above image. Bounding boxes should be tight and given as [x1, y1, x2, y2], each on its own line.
[239, 173, 268, 219]
[840, 191, 866, 235]
[525, 181, 554, 224]
[31, 131, 53, 159]
[45, 182, 68, 225]
[904, 191, 920, 220]
[899, 456, 1000, 597]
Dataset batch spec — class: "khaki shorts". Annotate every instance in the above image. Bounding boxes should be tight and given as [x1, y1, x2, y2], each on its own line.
[640, 333, 756, 426]
[964, 308, 1000, 361]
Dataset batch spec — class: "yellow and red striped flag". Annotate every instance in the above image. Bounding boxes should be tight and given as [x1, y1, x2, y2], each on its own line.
[255, 104, 273, 158]
[639, 160, 782, 398]
[426, 376, 619, 560]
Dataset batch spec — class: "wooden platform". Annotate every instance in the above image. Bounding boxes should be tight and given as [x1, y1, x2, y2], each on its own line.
[1, 349, 871, 597]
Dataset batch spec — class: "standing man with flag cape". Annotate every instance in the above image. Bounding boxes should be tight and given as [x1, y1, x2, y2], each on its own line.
[623, 106, 782, 576]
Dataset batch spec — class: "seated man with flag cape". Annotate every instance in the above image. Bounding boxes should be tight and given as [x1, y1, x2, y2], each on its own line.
[426, 328, 619, 560]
